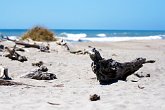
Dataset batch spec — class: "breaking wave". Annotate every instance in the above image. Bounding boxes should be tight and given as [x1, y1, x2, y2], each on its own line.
[0, 35, 18, 40]
[1, 32, 164, 42]
[81, 36, 162, 42]
[96, 33, 107, 37]
[57, 33, 163, 42]
[58, 33, 87, 41]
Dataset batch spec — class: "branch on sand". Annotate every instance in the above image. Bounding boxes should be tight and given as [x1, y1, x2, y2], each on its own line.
[0, 80, 23, 86]
[6, 37, 50, 53]
[5, 45, 27, 62]
[88, 48, 155, 85]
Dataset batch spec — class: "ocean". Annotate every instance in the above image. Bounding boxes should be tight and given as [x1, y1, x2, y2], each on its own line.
[0, 29, 165, 42]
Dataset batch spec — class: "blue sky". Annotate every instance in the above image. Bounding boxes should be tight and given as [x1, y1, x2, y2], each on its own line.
[0, 0, 164, 30]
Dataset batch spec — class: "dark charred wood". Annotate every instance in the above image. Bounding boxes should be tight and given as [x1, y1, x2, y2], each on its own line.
[134, 73, 151, 78]
[32, 61, 44, 67]
[0, 67, 12, 80]
[90, 94, 100, 101]
[88, 48, 155, 85]
[23, 66, 57, 80]
[0, 45, 4, 52]
[0, 80, 23, 86]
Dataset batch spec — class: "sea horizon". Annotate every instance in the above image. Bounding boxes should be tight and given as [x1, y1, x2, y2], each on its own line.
[1, 29, 165, 42]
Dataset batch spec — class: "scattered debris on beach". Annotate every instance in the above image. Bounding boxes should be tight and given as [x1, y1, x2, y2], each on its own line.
[88, 48, 155, 85]
[56, 39, 91, 55]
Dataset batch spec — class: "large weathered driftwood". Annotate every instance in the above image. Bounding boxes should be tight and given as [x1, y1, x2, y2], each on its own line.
[6, 37, 40, 49]
[6, 37, 50, 52]
[89, 48, 155, 85]
[5, 45, 27, 62]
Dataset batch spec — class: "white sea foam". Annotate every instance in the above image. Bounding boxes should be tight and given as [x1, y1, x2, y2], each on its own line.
[8, 36, 18, 40]
[59, 33, 87, 41]
[96, 33, 107, 37]
[81, 36, 162, 42]
[59, 35, 162, 42]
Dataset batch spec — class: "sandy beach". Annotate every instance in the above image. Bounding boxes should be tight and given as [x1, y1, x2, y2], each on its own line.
[0, 40, 165, 110]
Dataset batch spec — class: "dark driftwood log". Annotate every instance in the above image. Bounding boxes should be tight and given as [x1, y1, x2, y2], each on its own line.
[89, 48, 155, 85]
[5, 45, 27, 62]
[23, 66, 57, 80]
[0, 80, 23, 86]
[0, 80, 45, 87]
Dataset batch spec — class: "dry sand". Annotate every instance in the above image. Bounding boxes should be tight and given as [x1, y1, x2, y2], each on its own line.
[0, 40, 165, 110]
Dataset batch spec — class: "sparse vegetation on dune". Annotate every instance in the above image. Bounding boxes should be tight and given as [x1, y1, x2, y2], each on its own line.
[21, 26, 57, 41]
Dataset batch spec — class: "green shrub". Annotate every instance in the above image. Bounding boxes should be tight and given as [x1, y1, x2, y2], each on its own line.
[21, 26, 57, 41]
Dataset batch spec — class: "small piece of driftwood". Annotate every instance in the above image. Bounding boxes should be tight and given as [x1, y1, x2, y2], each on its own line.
[88, 48, 155, 85]
[138, 85, 145, 89]
[32, 61, 44, 67]
[0, 45, 4, 52]
[23, 66, 57, 80]
[0, 66, 12, 80]
[5, 45, 27, 62]
[134, 73, 150, 78]
[90, 94, 100, 101]
[47, 102, 60, 105]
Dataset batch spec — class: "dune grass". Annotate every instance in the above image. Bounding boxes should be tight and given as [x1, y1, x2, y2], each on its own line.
[21, 26, 57, 41]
